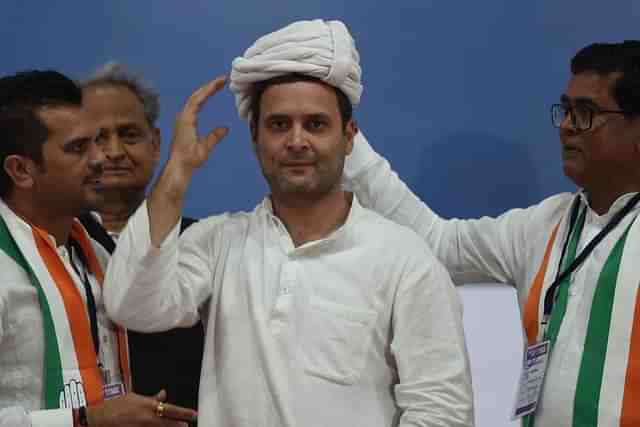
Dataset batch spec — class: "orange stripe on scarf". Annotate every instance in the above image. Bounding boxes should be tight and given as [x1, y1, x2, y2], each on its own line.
[523, 223, 560, 345]
[71, 221, 131, 392]
[32, 227, 103, 404]
[620, 292, 640, 426]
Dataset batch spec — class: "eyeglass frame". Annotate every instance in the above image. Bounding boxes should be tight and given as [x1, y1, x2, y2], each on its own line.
[551, 103, 629, 131]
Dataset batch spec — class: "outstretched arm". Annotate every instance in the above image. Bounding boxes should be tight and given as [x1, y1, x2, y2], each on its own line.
[147, 76, 228, 247]
[104, 77, 229, 332]
[344, 130, 541, 287]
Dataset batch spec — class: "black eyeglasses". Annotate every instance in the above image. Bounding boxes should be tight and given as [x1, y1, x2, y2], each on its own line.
[551, 103, 628, 131]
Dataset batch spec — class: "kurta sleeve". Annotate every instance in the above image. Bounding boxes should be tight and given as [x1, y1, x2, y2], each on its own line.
[0, 299, 73, 427]
[0, 408, 71, 427]
[344, 131, 564, 288]
[0, 268, 73, 427]
[103, 200, 226, 332]
[391, 249, 474, 426]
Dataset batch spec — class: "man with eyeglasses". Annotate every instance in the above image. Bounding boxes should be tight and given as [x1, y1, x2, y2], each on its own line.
[343, 40, 640, 426]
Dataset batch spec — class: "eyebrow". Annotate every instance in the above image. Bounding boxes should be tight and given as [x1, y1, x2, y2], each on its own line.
[264, 112, 332, 120]
[96, 123, 144, 139]
[117, 123, 145, 132]
[263, 113, 290, 122]
[63, 135, 93, 148]
[560, 94, 599, 109]
[305, 112, 331, 121]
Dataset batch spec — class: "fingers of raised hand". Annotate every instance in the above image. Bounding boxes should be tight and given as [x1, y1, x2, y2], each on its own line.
[183, 75, 227, 118]
[201, 126, 229, 153]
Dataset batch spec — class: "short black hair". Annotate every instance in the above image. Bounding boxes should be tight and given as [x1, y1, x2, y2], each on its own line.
[0, 70, 82, 198]
[571, 40, 640, 118]
[248, 73, 353, 137]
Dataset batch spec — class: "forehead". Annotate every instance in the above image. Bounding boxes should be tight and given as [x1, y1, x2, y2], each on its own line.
[259, 80, 341, 118]
[83, 84, 147, 125]
[564, 72, 622, 108]
[37, 106, 96, 142]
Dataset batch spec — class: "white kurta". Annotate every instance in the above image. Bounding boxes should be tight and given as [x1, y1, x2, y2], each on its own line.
[104, 195, 474, 427]
[343, 132, 640, 427]
[0, 201, 121, 427]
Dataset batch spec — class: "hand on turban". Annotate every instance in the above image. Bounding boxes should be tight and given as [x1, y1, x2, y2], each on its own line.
[230, 19, 362, 120]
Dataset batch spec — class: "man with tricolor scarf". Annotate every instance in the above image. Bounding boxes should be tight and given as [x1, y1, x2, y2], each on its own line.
[343, 41, 640, 426]
[0, 71, 196, 427]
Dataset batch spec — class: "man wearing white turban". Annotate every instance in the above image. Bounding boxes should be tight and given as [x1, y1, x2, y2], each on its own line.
[104, 19, 474, 427]
[230, 19, 363, 120]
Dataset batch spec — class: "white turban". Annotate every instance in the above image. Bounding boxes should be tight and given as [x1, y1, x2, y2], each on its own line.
[229, 19, 362, 120]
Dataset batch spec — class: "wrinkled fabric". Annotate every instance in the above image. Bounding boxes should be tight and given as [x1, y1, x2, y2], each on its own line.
[104, 196, 474, 427]
[230, 19, 362, 120]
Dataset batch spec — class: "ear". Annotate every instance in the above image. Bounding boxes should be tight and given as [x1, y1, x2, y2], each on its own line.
[151, 127, 162, 163]
[344, 119, 357, 155]
[4, 155, 36, 191]
[250, 122, 259, 151]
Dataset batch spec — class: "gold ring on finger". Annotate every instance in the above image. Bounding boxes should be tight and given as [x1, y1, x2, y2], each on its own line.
[155, 401, 165, 418]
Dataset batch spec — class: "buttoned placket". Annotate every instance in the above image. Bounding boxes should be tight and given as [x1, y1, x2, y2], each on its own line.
[267, 214, 297, 346]
[267, 211, 347, 339]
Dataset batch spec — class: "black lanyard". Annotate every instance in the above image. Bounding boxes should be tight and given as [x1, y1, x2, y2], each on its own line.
[542, 192, 640, 322]
[67, 237, 101, 360]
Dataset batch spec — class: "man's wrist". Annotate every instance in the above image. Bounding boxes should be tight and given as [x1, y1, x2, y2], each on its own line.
[160, 159, 195, 199]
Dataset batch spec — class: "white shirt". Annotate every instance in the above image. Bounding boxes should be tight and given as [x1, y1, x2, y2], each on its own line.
[104, 195, 474, 427]
[0, 206, 121, 427]
[343, 132, 640, 427]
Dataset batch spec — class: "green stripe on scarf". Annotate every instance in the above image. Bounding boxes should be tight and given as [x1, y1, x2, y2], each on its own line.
[545, 207, 586, 348]
[573, 218, 636, 427]
[0, 217, 63, 408]
[523, 208, 587, 427]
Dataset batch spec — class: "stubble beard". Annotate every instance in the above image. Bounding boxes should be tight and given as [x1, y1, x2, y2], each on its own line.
[264, 163, 342, 203]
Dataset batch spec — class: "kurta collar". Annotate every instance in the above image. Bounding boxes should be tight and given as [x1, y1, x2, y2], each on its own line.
[259, 192, 363, 254]
[578, 190, 640, 226]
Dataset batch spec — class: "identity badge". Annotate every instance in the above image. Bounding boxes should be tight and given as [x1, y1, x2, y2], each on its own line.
[512, 340, 550, 419]
[103, 382, 125, 400]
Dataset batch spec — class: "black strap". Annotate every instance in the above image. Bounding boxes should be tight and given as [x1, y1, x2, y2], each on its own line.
[78, 213, 198, 255]
[67, 237, 101, 360]
[78, 213, 116, 254]
[181, 216, 198, 233]
[542, 193, 640, 319]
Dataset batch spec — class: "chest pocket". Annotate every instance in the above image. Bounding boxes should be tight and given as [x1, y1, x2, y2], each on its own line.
[303, 296, 377, 385]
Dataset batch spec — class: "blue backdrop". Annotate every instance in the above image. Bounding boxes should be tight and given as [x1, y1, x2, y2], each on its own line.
[3, 1, 638, 220]
[3, 2, 640, 425]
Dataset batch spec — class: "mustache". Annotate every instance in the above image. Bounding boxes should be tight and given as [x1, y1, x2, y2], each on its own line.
[280, 154, 316, 164]
[85, 164, 104, 181]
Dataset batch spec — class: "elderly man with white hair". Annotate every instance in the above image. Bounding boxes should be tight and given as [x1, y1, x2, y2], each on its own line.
[103, 19, 474, 427]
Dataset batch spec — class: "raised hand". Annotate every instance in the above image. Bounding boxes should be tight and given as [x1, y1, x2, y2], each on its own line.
[146, 75, 230, 246]
[168, 75, 229, 174]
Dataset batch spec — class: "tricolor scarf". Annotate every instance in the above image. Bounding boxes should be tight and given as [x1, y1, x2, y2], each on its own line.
[523, 200, 640, 426]
[0, 204, 130, 410]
